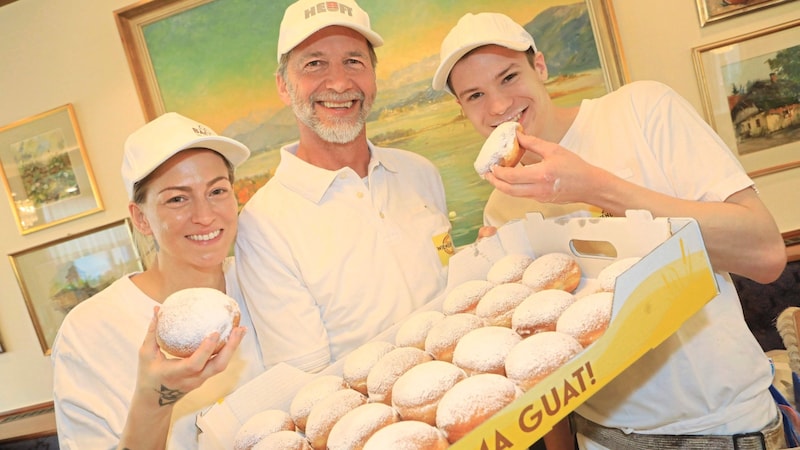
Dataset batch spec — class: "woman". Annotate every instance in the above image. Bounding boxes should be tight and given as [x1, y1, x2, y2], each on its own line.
[51, 112, 265, 449]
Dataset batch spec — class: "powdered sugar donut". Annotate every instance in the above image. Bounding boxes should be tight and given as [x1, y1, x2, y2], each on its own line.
[475, 283, 533, 327]
[486, 253, 534, 284]
[424, 313, 485, 362]
[156, 287, 240, 358]
[251, 431, 311, 450]
[391, 360, 466, 425]
[521, 252, 582, 293]
[452, 326, 523, 376]
[289, 375, 347, 432]
[366, 346, 433, 405]
[436, 373, 520, 443]
[598, 257, 641, 292]
[305, 388, 367, 450]
[442, 279, 495, 315]
[394, 310, 445, 349]
[556, 291, 613, 347]
[363, 420, 449, 450]
[342, 341, 396, 396]
[511, 289, 577, 337]
[474, 121, 524, 177]
[233, 409, 295, 450]
[505, 331, 584, 391]
[326, 403, 400, 450]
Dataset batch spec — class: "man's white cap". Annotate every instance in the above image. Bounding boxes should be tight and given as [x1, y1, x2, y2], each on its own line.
[432, 12, 538, 94]
[121, 112, 250, 200]
[277, 0, 384, 62]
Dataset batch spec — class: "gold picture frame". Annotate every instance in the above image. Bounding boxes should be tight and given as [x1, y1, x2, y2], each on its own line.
[9, 219, 144, 354]
[695, 0, 797, 27]
[692, 19, 800, 178]
[114, 0, 628, 246]
[0, 104, 104, 234]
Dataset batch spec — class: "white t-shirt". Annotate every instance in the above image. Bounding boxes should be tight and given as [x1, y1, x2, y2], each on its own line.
[52, 258, 264, 450]
[236, 142, 451, 373]
[485, 81, 777, 439]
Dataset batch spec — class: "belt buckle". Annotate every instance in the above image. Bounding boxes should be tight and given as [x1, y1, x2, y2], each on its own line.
[733, 431, 766, 450]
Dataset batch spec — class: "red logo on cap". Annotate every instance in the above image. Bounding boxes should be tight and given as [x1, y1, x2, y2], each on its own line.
[303, 2, 353, 19]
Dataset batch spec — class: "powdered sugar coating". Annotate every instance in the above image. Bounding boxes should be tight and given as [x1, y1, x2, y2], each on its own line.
[395, 311, 445, 349]
[424, 313, 486, 362]
[367, 347, 433, 404]
[598, 257, 641, 292]
[476, 283, 533, 327]
[505, 331, 583, 391]
[511, 289, 577, 336]
[363, 420, 449, 450]
[156, 287, 239, 358]
[251, 430, 311, 450]
[326, 402, 400, 450]
[343, 341, 396, 395]
[289, 375, 347, 432]
[436, 373, 519, 443]
[233, 409, 295, 450]
[452, 326, 523, 376]
[442, 279, 495, 315]
[521, 252, 581, 292]
[305, 388, 367, 450]
[474, 121, 521, 176]
[486, 253, 534, 284]
[556, 291, 613, 347]
[391, 360, 466, 425]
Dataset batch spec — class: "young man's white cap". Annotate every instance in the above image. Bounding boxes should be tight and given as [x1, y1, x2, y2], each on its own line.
[121, 112, 250, 200]
[432, 12, 538, 95]
[277, 0, 384, 63]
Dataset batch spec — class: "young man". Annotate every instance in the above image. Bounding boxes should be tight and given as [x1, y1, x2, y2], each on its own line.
[236, 0, 452, 374]
[433, 12, 787, 450]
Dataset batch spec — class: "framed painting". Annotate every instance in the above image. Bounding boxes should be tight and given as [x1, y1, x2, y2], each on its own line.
[0, 104, 104, 235]
[692, 19, 800, 178]
[9, 218, 144, 354]
[115, 0, 628, 246]
[695, 0, 797, 27]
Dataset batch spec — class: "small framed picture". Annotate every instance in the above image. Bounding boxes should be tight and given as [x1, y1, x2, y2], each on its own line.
[8, 219, 144, 354]
[692, 19, 800, 177]
[0, 104, 104, 234]
[695, 0, 796, 27]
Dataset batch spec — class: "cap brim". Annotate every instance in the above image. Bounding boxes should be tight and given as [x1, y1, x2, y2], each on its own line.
[277, 24, 384, 62]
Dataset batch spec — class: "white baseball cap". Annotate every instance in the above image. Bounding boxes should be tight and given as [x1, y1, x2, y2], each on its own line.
[277, 0, 383, 62]
[121, 112, 250, 200]
[432, 12, 538, 94]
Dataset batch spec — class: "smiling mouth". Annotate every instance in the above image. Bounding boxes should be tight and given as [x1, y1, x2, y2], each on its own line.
[320, 100, 356, 109]
[491, 108, 525, 127]
[187, 229, 221, 241]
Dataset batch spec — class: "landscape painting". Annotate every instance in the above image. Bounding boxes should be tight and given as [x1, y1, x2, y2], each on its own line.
[118, 0, 623, 246]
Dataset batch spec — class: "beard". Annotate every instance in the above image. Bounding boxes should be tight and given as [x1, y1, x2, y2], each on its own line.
[286, 81, 374, 144]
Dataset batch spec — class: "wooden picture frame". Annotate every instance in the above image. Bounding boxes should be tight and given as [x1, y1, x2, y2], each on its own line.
[0, 104, 104, 235]
[692, 19, 800, 178]
[695, 0, 797, 27]
[114, 0, 628, 246]
[8, 219, 144, 354]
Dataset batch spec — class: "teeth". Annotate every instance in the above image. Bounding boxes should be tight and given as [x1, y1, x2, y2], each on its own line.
[321, 101, 354, 108]
[492, 111, 523, 127]
[188, 229, 221, 241]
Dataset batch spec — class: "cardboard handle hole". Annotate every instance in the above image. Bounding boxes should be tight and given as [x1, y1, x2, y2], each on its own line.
[570, 239, 618, 258]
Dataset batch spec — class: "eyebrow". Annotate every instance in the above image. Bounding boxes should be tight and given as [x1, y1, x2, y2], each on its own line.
[157, 176, 229, 195]
[455, 61, 517, 99]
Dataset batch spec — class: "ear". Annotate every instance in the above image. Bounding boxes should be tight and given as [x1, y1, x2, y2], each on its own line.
[533, 51, 549, 81]
[276, 72, 292, 106]
[128, 202, 153, 236]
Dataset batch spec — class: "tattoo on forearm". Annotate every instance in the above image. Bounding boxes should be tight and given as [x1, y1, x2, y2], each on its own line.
[157, 385, 186, 406]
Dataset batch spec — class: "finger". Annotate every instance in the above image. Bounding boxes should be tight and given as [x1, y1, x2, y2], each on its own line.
[477, 226, 497, 239]
[203, 327, 246, 373]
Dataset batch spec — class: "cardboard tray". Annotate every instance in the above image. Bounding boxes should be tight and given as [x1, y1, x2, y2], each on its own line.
[197, 210, 720, 449]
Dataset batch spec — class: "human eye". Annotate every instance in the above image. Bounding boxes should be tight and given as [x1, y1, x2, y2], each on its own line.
[465, 91, 484, 102]
[165, 195, 187, 205]
[502, 71, 518, 84]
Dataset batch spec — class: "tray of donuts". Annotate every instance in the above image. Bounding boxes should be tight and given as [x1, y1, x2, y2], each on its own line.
[208, 211, 720, 449]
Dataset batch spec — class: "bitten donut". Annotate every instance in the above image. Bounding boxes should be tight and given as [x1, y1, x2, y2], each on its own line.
[289, 375, 347, 432]
[475, 283, 533, 328]
[326, 403, 400, 450]
[511, 289, 577, 337]
[556, 291, 613, 347]
[436, 373, 520, 444]
[521, 252, 582, 293]
[233, 409, 296, 450]
[474, 121, 524, 177]
[391, 360, 466, 425]
[505, 331, 584, 391]
[424, 313, 485, 362]
[452, 326, 523, 376]
[486, 253, 534, 284]
[342, 340, 396, 396]
[156, 287, 240, 358]
[363, 420, 450, 450]
[394, 310, 445, 350]
[598, 256, 641, 292]
[442, 279, 495, 315]
[251, 431, 311, 450]
[305, 388, 367, 450]
[366, 346, 433, 405]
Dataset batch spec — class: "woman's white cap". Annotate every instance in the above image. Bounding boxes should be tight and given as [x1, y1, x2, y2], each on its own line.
[432, 12, 538, 94]
[121, 112, 250, 200]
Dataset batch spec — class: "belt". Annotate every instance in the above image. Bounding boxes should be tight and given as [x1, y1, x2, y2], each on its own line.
[571, 413, 786, 450]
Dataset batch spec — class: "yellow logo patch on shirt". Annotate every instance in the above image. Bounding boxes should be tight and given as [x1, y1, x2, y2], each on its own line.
[433, 231, 455, 266]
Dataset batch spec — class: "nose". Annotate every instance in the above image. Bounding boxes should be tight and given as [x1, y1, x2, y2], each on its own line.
[488, 93, 512, 118]
[191, 198, 215, 225]
[325, 62, 354, 93]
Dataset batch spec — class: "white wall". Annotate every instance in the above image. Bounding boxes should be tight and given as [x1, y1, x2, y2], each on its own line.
[0, 0, 798, 413]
